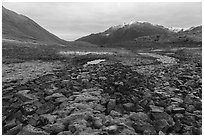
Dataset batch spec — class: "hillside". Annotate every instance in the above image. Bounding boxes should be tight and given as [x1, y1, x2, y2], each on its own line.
[76, 21, 174, 45]
[76, 21, 202, 46]
[2, 6, 67, 45]
[134, 26, 202, 43]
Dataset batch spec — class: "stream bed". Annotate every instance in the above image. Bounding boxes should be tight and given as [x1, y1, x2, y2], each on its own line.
[138, 53, 177, 64]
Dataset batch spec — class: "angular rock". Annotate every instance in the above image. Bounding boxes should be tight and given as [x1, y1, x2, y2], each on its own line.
[163, 82, 170, 86]
[61, 80, 71, 87]
[158, 131, 165, 135]
[40, 114, 57, 124]
[129, 112, 149, 122]
[171, 97, 183, 103]
[42, 123, 65, 134]
[181, 115, 196, 126]
[149, 105, 164, 113]
[55, 97, 68, 103]
[33, 101, 43, 108]
[68, 119, 88, 133]
[120, 128, 137, 135]
[58, 131, 72, 135]
[28, 116, 39, 126]
[44, 89, 55, 96]
[173, 120, 183, 133]
[94, 104, 106, 112]
[71, 103, 91, 110]
[143, 129, 157, 135]
[4, 118, 17, 131]
[114, 104, 125, 114]
[110, 110, 122, 117]
[76, 127, 101, 135]
[151, 112, 174, 125]
[45, 93, 65, 101]
[193, 101, 202, 110]
[16, 90, 37, 101]
[168, 87, 180, 93]
[182, 125, 193, 134]
[165, 105, 174, 113]
[18, 124, 49, 135]
[132, 120, 155, 134]
[18, 114, 29, 124]
[183, 95, 193, 105]
[173, 113, 184, 121]
[5, 123, 23, 135]
[104, 115, 114, 126]
[10, 101, 21, 109]
[107, 99, 116, 113]
[100, 94, 110, 105]
[104, 125, 118, 134]
[172, 107, 185, 113]
[63, 111, 92, 125]
[21, 104, 37, 115]
[123, 103, 135, 111]
[154, 119, 170, 132]
[2, 116, 7, 123]
[74, 94, 99, 102]
[93, 118, 103, 129]
[36, 102, 55, 114]
[186, 105, 195, 113]
[192, 127, 202, 135]
[117, 117, 133, 128]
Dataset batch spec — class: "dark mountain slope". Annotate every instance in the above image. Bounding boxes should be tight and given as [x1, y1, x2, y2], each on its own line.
[76, 21, 202, 47]
[134, 26, 202, 43]
[2, 6, 67, 45]
[76, 21, 174, 45]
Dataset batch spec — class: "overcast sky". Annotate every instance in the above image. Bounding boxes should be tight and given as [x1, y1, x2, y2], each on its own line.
[3, 2, 202, 41]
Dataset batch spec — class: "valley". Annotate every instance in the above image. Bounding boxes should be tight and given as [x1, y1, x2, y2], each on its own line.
[2, 5, 202, 135]
[2, 38, 202, 135]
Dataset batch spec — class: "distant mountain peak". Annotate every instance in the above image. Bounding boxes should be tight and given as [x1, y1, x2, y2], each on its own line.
[77, 20, 174, 45]
[108, 21, 195, 33]
[112, 21, 151, 28]
[77, 20, 202, 45]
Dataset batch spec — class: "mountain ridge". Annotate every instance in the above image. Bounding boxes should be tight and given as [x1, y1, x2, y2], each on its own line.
[76, 21, 202, 46]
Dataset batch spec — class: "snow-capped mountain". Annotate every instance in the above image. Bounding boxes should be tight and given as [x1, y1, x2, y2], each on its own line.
[76, 21, 201, 46]
[76, 21, 174, 45]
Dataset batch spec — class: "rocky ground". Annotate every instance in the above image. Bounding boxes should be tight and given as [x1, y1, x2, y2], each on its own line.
[2, 52, 202, 135]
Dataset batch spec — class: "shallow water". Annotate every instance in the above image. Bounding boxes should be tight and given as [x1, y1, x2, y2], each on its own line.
[83, 59, 106, 67]
[87, 59, 106, 65]
[59, 51, 115, 55]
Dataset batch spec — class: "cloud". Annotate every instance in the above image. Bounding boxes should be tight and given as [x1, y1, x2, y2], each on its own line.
[3, 2, 202, 41]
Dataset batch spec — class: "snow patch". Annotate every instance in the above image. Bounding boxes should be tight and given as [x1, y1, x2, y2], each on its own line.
[167, 27, 190, 32]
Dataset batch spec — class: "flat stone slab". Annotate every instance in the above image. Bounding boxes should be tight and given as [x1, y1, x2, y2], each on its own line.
[149, 105, 164, 113]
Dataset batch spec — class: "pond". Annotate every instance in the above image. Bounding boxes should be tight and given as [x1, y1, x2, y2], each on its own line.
[86, 59, 106, 65]
[83, 59, 106, 67]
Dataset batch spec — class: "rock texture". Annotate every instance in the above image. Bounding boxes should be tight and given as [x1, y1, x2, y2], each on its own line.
[2, 57, 202, 135]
